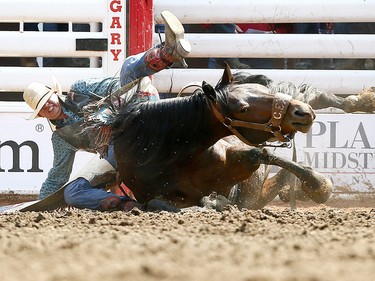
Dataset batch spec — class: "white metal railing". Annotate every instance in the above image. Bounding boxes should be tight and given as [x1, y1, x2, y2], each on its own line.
[153, 68, 375, 96]
[154, 0, 375, 24]
[0, 0, 106, 23]
[0, 67, 105, 92]
[1, 32, 104, 57]
[0, 0, 374, 96]
[178, 34, 375, 59]
[0, 0, 126, 93]
[153, 0, 375, 96]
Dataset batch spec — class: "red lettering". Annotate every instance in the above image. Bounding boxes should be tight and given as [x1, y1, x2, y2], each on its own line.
[111, 49, 122, 61]
[110, 17, 122, 29]
[108, 0, 123, 62]
[111, 33, 121, 45]
[110, 0, 122, 12]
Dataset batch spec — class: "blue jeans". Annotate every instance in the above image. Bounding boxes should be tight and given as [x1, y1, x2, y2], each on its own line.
[63, 51, 162, 211]
[120, 51, 158, 86]
[63, 145, 124, 210]
[64, 178, 132, 210]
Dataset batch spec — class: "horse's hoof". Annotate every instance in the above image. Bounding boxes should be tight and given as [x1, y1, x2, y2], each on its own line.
[301, 171, 332, 203]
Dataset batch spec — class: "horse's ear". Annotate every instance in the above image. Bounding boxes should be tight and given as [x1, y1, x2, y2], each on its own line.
[202, 81, 217, 102]
[221, 62, 235, 86]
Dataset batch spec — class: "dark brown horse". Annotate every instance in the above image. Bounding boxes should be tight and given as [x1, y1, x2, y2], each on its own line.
[88, 64, 332, 210]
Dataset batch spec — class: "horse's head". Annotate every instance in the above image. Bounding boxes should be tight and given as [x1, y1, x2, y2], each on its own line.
[202, 63, 316, 146]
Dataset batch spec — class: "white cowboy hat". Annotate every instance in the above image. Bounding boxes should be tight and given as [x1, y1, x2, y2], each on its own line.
[23, 76, 62, 120]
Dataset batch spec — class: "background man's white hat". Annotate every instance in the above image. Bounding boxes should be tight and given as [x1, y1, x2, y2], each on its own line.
[23, 76, 62, 120]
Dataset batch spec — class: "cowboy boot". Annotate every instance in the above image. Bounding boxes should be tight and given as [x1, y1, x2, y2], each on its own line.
[161, 10, 191, 65]
[145, 11, 191, 71]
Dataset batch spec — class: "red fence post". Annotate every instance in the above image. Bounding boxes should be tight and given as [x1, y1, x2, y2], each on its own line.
[127, 0, 153, 56]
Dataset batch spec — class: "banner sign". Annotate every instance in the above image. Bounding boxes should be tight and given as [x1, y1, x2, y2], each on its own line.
[276, 113, 375, 195]
[0, 111, 92, 194]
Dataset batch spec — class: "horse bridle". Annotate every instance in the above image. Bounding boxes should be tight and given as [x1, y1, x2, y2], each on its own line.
[206, 92, 295, 148]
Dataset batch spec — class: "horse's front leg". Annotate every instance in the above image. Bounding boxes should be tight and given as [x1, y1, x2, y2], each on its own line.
[247, 147, 332, 204]
[238, 166, 297, 210]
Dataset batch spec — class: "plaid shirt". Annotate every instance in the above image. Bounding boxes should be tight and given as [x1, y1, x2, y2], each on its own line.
[39, 77, 159, 199]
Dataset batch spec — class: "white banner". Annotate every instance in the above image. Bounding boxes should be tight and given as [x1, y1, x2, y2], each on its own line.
[0, 110, 92, 194]
[274, 113, 375, 194]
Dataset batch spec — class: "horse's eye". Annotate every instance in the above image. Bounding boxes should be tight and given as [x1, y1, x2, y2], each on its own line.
[240, 107, 250, 113]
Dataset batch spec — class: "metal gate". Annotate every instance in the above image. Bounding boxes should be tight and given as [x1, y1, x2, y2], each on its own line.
[151, 0, 375, 96]
[0, 0, 126, 93]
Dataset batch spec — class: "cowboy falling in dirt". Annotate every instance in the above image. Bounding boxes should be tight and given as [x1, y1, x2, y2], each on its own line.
[22, 11, 190, 212]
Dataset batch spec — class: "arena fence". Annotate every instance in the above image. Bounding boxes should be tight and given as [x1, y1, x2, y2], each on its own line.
[0, 0, 126, 94]
[0, 0, 374, 96]
[152, 0, 375, 96]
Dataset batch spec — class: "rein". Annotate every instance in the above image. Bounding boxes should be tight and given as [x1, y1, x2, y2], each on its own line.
[206, 92, 294, 148]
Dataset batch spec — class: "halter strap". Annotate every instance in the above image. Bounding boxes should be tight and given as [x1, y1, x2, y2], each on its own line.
[177, 81, 202, 97]
[206, 92, 293, 147]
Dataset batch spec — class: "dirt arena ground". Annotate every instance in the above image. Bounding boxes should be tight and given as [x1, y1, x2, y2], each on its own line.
[0, 201, 374, 281]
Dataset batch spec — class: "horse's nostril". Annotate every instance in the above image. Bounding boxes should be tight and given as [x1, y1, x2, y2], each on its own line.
[294, 110, 308, 118]
[293, 109, 315, 122]
[292, 104, 314, 117]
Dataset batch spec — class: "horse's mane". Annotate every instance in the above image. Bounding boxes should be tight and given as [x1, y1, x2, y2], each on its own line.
[109, 92, 219, 166]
